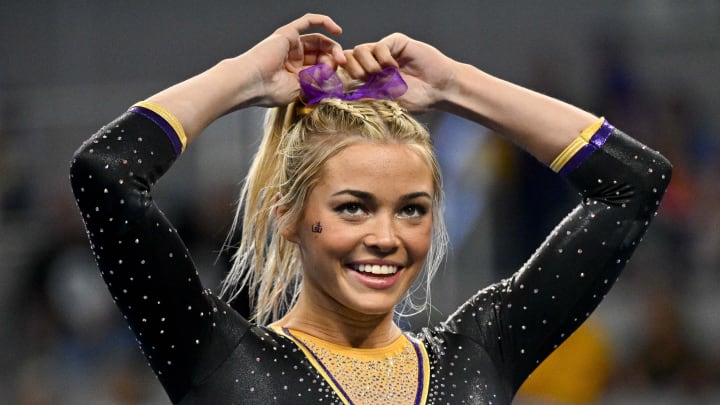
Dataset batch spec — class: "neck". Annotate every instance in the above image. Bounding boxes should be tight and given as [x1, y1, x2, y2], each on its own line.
[271, 294, 402, 348]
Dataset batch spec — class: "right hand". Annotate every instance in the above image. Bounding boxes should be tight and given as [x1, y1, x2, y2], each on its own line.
[343, 33, 458, 113]
[243, 13, 346, 106]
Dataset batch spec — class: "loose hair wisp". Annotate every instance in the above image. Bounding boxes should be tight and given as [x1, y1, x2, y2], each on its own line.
[221, 76, 448, 325]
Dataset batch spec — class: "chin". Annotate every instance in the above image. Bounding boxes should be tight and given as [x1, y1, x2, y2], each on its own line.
[340, 292, 404, 318]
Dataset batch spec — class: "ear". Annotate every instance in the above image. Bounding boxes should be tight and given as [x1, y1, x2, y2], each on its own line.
[274, 194, 300, 244]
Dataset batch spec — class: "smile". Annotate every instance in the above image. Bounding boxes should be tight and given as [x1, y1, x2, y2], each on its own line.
[353, 264, 399, 275]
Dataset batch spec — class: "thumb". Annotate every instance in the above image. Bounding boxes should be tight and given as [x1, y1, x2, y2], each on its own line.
[379, 33, 412, 59]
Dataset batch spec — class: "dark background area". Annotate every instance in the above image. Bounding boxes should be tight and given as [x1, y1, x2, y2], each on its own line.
[1, 1, 719, 403]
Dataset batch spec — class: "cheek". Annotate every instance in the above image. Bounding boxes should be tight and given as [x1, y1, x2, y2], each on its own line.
[403, 223, 433, 258]
[301, 217, 357, 256]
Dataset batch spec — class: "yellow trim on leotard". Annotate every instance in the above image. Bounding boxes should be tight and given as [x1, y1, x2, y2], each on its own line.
[133, 100, 188, 152]
[272, 326, 429, 404]
[549, 117, 604, 172]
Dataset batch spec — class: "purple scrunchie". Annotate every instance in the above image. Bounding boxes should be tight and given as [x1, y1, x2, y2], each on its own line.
[299, 63, 407, 105]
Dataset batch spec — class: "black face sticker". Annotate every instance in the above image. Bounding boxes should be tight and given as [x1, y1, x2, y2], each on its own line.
[312, 222, 323, 233]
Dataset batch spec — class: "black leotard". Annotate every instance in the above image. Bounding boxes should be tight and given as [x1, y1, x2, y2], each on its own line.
[70, 105, 671, 404]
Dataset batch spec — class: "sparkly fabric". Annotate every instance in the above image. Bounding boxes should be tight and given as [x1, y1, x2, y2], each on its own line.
[70, 110, 671, 404]
[129, 101, 187, 154]
[283, 328, 424, 404]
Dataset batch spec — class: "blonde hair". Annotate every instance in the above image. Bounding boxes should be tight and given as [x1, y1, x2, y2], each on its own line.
[221, 92, 448, 325]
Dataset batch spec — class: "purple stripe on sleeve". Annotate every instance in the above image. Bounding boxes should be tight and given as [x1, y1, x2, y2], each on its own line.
[589, 120, 615, 148]
[559, 120, 615, 176]
[129, 105, 183, 156]
[409, 337, 425, 405]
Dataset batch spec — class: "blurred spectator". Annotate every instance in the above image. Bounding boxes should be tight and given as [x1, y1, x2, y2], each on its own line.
[8, 192, 162, 404]
[611, 282, 715, 401]
[516, 318, 613, 405]
[2, 3, 719, 403]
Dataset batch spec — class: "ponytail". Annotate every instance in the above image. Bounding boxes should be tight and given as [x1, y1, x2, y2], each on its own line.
[222, 96, 448, 324]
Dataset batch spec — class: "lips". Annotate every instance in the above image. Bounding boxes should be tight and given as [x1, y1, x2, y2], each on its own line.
[346, 262, 405, 289]
[353, 263, 399, 275]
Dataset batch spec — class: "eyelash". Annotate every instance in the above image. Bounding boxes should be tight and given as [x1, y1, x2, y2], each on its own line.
[333, 202, 428, 218]
[399, 204, 428, 218]
[334, 202, 367, 217]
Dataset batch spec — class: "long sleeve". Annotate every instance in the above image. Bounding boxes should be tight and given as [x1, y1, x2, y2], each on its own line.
[438, 120, 672, 395]
[69, 105, 247, 403]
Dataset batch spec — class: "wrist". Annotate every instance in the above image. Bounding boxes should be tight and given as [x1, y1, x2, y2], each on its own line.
[214, 56, 266, 109]
[144, 56, 264, 143]
[433, 62, 484, 115]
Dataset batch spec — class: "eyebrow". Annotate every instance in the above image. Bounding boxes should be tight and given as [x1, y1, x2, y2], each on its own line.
[331, 189, 432, 202]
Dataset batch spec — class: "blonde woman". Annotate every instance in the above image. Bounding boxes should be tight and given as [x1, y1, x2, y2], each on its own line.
[70, 13, 671, 405]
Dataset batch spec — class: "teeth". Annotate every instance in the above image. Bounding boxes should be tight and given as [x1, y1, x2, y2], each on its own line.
[356, 264, 398, 275]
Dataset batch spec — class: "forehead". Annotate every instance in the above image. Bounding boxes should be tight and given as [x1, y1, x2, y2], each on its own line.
[317, 142, 434, 194]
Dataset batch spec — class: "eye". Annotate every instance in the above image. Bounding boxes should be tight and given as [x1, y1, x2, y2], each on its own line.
[335, 202, 367, 217]
[398, 204, 428, 218]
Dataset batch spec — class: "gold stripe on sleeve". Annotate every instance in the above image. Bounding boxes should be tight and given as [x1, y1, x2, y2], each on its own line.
[133, 100, 188, 152]
[549, 117, 604, 173]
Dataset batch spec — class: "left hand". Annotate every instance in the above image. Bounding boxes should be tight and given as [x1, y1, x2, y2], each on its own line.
[342, 33, 458, 113]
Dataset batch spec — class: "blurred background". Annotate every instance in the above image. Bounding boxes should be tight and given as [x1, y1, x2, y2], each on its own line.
[1, 1, 718, 404]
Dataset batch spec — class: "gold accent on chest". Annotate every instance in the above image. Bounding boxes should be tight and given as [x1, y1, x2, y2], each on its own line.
[290, 330, 421, 405]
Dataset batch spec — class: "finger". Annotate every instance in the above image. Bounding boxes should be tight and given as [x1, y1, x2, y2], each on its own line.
[302, 49, 339, 69]
[342, 50, 367, 79]
[371, 44, 399, 69]
[350, 44, 384, 74]
[314, 53, 338, 69]
[280, 13, 342, 36]
[300, 33, 346, 64]
[379, 33, 410, 59]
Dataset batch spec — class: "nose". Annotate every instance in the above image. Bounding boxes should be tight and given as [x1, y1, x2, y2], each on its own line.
[363, 215, 400, 253]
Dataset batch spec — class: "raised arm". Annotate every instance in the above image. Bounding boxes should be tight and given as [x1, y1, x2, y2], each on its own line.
[69, 14, 345, 403]
[344, 32, 595, 163]
[145, 13, 345, 143]
[345, 34, 672, 393]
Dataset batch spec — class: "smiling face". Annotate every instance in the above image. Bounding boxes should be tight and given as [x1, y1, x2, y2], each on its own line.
[284, 141, 434, 318]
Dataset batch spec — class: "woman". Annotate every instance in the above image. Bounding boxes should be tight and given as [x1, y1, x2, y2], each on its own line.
[70, 13, 671, 405]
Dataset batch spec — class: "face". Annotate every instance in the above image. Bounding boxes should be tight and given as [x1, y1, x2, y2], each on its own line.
[284, 142, 434, 318]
